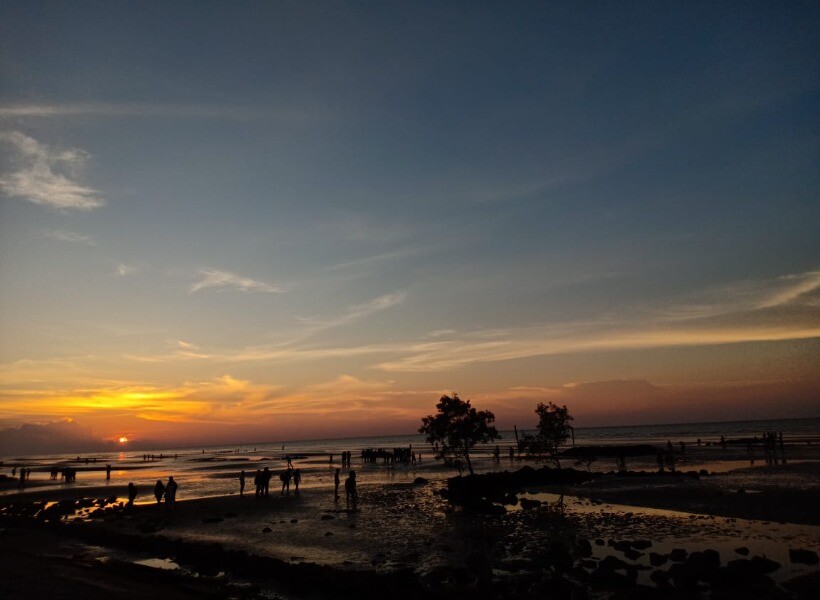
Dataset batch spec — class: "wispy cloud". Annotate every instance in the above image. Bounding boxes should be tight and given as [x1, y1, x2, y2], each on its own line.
[659, 270, 820, 320]
[43, 230, 96, 245]
[115, 263, 137, 277]
[189, 269, 284, 294]
[295, 292, 406, 331]
[0, 131, 105, 210]
[0, 102, 326, 122]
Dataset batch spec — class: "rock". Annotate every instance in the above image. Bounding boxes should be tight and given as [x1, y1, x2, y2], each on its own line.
[324, 531, 334, 537]
[649, 552, 667, 567]
[290, 519, 298, 523]
[580, 559, 597, 569]
[594, 538, 605, 546]
[734, 546, 750, 556]
[790, 548, 819, 565]
[783, 570, 820, 598]
[202, 516, 224, 524]
[320, 514, 334, 520]
[590, 568, 633, 591]
[668, 563, 698, 591]
[631, 540, 652, 550]
[261, 527, 272, 533]
[623, 548, 643, 561]
[413, 477, 429, 485]
[750, 555, 781, 574]
[519, 498, 542, 510]
[575, 538, 593, 558]
[598, 555, 630, 571]
[650, 569, 670, 584]
[466, 551, 491, 577]
[686, 549, 720, 572]
[532, 542, 572, 572]
[669, 548, 687, 562]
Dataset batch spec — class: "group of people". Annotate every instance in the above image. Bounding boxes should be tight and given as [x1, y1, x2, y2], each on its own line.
[124, 476, 178, 508]
[236, 464, 359, 510]
[359, 447, 420, 466]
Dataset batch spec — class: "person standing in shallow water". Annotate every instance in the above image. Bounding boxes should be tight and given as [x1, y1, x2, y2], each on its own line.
[334, 468, 341, 501]
[127, 482, 138, 505]
[293, 469, 301, 495]
[345, 471, 357, 510]
[165, 476, 178, 508]
[239, 470, 245, 496]
[154, 479, 165, 506]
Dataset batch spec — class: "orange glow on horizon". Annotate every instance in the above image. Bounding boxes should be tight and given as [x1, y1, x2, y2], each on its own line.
[118, 436, 128, 443]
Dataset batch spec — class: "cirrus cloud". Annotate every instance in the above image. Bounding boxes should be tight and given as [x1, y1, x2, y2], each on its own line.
[189, 268, 284, 294]
[0, 131, 105, 210]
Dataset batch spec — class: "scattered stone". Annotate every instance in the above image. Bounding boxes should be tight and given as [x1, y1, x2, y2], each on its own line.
[734, 546, 750, 556]
[750, 555, 781, 574]
[594, 538, 605, 546]
[320, 514, 334, 520]
[598, 555, 630, 571]
[623, 548, 643, 561]
[669, 548, 687, 562]
[575, 538, 593, 558]
[631, 540, 652, 550]
[519, 498, 542, 510]
[790, 548, 819, 565]
[783, 570, 820, 598]
[649, 552, 667, 567]
[202, 516, 224, 524]
[261, 527, 272, 533]
[324, 531, 334, 537]
[413, 477, 429, 485]
[290, 519, 298, 523]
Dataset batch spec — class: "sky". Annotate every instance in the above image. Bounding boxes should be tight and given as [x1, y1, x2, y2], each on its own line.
[1, 1, 819, 449]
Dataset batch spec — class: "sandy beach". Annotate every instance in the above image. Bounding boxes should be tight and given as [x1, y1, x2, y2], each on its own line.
[2, 445, 819, 599]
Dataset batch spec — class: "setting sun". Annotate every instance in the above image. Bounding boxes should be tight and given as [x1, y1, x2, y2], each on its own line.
[118, 436, 128, 444]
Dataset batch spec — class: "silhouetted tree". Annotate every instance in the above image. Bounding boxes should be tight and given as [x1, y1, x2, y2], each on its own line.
[419, 393, 500, 476]
[521, 402, 574, 467]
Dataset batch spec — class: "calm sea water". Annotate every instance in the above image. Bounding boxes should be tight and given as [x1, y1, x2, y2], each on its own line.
[3, 417, 818, 501]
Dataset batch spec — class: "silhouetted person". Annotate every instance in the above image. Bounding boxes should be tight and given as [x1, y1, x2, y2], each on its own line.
[666, 440, 673, 452]
[293, 469, 301, 494]
[280, 469, 291, 494]
[720, 435, 727, 450]
[263, 467, 271, 497]
[345, 471, 357, 510]
[679, 441, 686, 455]
[154, 479, 165, 506]
[509, 446, 515, 460]
[239, 470, 246, 496]
[329, 453, 334, 464]
[657, 452, 665, 473]
[165, 476, 177, 508]
[286, 455, 293, 468]
[254, 469, 262, 497]
[334, 468, 341, 501]
[127, 482, 138, 505]
[106, 464, 111, 480]
[493, 445, 501, 461]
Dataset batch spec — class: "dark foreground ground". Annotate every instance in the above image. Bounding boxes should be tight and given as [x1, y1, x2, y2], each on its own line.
[1, 462, 819, 600]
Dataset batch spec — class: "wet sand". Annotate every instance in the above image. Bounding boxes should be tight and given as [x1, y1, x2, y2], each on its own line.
[2, 458, 819, 599]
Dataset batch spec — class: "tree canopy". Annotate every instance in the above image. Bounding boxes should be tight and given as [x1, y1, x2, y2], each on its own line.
[521, 402, 574, 466]
[419, 393, 500, 476]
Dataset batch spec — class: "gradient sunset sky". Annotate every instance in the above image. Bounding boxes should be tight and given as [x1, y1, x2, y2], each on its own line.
[1, 2, 818, 447]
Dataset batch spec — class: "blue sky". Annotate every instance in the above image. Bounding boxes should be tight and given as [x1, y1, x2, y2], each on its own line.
[1, 2, 818, 444]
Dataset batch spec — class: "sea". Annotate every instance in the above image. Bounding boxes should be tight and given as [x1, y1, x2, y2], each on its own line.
[2, 416, 819, 502]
